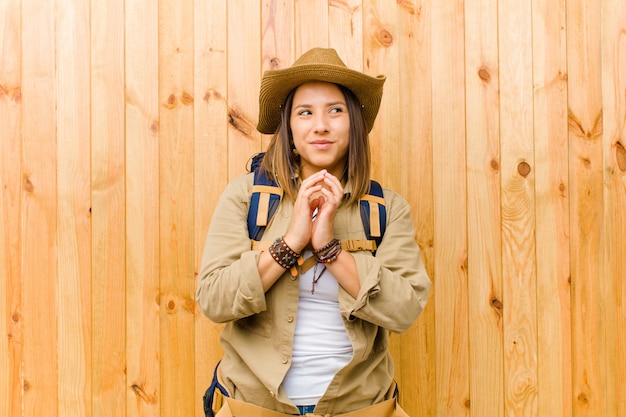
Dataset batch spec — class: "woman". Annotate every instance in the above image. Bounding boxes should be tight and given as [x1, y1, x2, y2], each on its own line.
[197, 48, 430, 417]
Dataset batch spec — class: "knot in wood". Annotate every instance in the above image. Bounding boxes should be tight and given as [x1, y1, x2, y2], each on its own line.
[478, 68, 491, 82]
[164, 94, 177, 109]
[616, 141, 626, 171]
[23, 177, 34, 193]
[11, 312, 20, 323]
[376, 29, 394, 46]
[181, 91, 194, 106]
[490, 297, 503, 311]
[577, 392, 589, 405]
[517, 161, 531, 178]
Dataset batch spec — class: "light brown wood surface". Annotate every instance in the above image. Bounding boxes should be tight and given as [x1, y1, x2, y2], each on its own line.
[126, 0, 160, 416]
[1, 1, 625, 416]
[431, 1, 469, 416]
[465, 0, 504, 415]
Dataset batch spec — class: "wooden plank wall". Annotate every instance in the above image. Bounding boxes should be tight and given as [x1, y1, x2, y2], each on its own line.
[1, 0, 625, 416]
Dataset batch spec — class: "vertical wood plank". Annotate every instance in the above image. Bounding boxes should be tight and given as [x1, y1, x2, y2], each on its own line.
[261, 0, 294, 149]
[194, 0, 227, 415]
[363, 0, 401, 384]
[464, 0, 504, 415]
[395, 1, 435, 415]
[0, 1, 22, 416]
[567, 0, 605, 415]
[532, 0, 572, 416]
[125, 0, 160, 415]
[498, 0, 538, 415]
[159, 0, 196, 415]
[430, 1, 469, 415]
[328, 0, 362, 69]
[262, 0, 295, 71]
[295, 0, 328, 53]
[363, 0, 400, 186]
[21, 0, 58, 415]
[227, 0, 261, 178]
[600, 0, 626, 414]
[56, 0, 92, 415]
[91, 0, 126, 415]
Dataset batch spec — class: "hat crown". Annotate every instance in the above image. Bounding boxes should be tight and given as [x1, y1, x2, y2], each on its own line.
[292, 48, 347, 69]
[257, 48, 385, 134]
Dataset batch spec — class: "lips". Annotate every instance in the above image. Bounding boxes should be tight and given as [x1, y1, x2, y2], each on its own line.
[311, 140, 333, 149]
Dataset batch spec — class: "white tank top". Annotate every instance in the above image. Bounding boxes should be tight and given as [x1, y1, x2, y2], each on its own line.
[281, 252, 354, 405]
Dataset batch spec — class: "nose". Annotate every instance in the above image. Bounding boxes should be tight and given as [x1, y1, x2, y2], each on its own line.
[313, 113, 330, 134]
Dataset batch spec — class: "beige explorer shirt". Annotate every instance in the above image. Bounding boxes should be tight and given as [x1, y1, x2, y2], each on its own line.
[196, 172, 430, 415]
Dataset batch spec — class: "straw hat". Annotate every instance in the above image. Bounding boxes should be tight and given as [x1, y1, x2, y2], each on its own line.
[257, 48, 386, 134]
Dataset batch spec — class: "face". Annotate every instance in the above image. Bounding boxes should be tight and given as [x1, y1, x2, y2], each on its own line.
[290, 81, 350, 180]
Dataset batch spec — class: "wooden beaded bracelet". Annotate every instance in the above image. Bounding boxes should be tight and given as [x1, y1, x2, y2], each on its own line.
[313, 238, 342, 264]
[268, 236, 300, 269]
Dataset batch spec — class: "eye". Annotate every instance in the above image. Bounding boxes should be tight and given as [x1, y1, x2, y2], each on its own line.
[298, 109, 312, 116]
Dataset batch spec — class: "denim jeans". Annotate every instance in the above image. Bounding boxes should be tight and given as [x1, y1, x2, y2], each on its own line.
[297, 405, 316, 415]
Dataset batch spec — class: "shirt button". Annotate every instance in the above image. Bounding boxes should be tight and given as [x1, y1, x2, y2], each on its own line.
[282, 357, 288, 364]
[287, 315, 294, 323]
[269, 390, 275, 397]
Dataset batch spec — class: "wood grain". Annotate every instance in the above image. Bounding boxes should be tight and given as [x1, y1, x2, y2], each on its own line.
[194, 0, 228, 415]
[126, 0, 160, 416]
[465, 0, 504, 415]
[228, 0, 262, 179]
[567, 0, 605, 415]
[90, 0, 127, 415]
[395, 1, 435, 416]
[499, 0, 539, 415]
[364, 0, 400, 188]
[329, 0, 363, 70]
[21, 0, 58, 415]
[0, 1, 22, 416]
[532, 0, 572, 415]
[600, 0, 626, 414]
[56, 0, 92, 415]
[261, 0, 295, 150]
[158, 0, 196, 415]
[431, 1, 470, 415]
[295, 0, 329, 53]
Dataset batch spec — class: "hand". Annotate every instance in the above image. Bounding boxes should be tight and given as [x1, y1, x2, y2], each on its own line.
[283, 170, 343, 252]
[283, 170, 325, 252]
[309, 171, 343, 249]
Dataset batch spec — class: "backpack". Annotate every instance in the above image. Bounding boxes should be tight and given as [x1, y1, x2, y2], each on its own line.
[246, 153, 387, 260]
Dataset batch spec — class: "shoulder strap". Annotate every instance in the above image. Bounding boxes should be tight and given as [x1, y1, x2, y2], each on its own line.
[247, 153, 283, 241]
[359, 180, 387, 251]
[247, 153, 386, 252]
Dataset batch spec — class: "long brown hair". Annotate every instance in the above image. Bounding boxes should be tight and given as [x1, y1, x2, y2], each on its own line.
[260, 83, 372, 206]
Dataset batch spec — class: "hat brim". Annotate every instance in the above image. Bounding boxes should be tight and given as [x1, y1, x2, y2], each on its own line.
[257, 64, 386, 134]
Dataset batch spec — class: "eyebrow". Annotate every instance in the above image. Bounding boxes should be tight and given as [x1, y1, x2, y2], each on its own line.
[293, 101, 347, 109]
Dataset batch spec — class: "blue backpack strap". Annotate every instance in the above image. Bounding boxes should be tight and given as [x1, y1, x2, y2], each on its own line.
[359, 180, 387, 252]
[247, 152, 386, 253]
[247, 153, 283, 241]
[202, 361, 229, 417]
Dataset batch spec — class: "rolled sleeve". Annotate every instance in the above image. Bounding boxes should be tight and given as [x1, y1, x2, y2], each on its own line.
[339, 191, 431, 333]
[196, 174, 268, 323]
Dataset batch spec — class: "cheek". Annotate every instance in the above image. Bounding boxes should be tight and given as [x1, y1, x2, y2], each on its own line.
[290, 119, 307, 139]
[337, 125, 351, 148]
